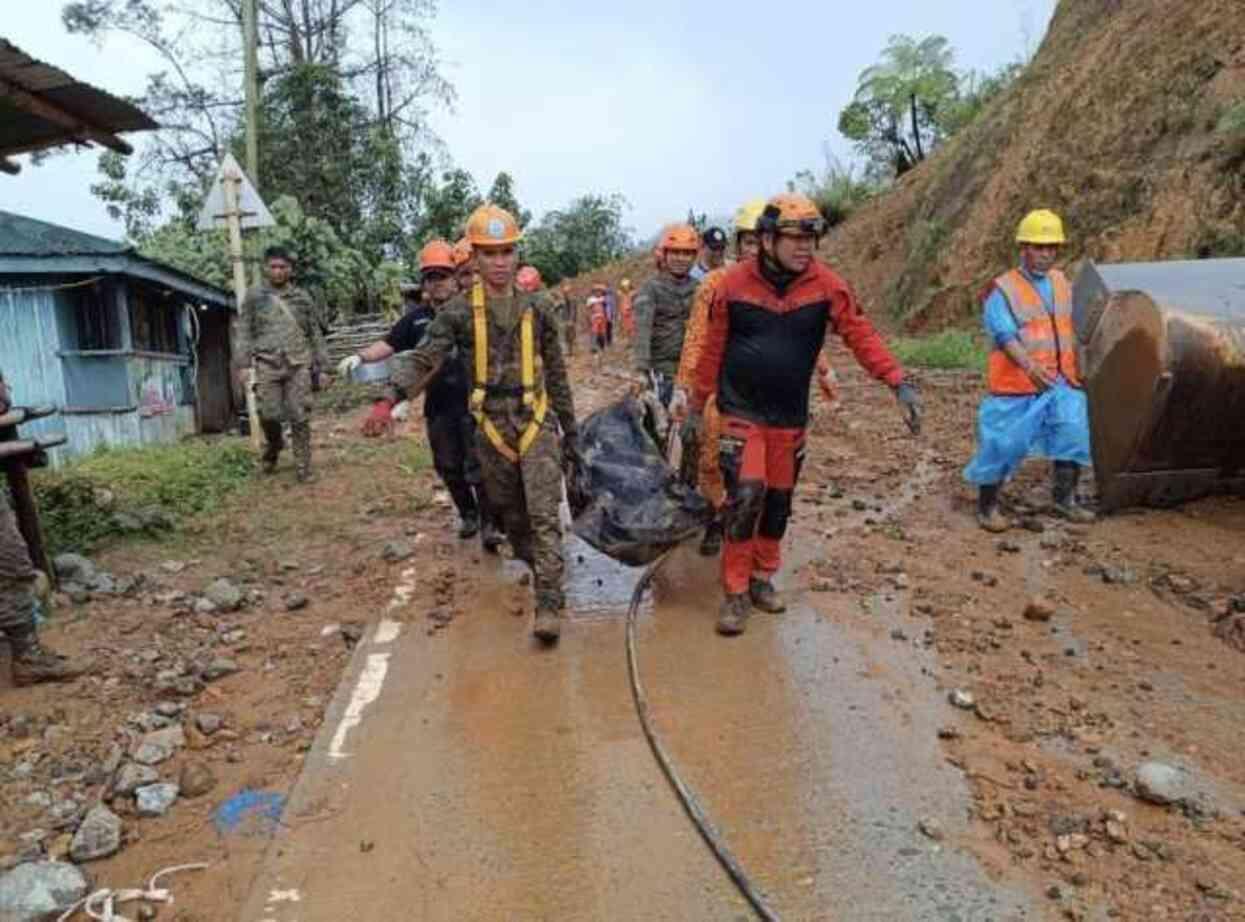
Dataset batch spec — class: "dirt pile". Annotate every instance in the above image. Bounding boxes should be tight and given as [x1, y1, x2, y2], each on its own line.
[824, 0, 1245, 332]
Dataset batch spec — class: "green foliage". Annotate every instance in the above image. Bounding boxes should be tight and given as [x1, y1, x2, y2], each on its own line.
[416, 168, 483, 244]
[486, 172, 531, 229]
[838, 33, 1025, 179]
[890, 330, 988, 371]
[788, 151, 879, 226]
[522, 194, 633, 285]
[34, 439, 255, 555]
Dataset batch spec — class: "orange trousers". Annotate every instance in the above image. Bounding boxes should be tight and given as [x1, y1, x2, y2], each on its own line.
[698, 396, 724, 508]
[718, 416, 805, 596]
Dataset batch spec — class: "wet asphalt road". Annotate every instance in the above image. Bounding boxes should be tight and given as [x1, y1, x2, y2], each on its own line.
[239, 537, 1037, 921]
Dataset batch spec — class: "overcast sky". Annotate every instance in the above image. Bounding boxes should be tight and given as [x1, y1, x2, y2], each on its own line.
[2, 0, 1055, 242]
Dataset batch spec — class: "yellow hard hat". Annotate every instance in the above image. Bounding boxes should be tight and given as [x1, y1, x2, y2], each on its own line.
[620, 278, 631, 289]
[1016, 209, 1066, 245]
[733, 198, 767, 234]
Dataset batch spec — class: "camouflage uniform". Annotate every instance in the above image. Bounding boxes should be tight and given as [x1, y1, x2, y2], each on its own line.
[392, 288, 576, 616]
[633, 274, 699, 402]
[235, 282, 328, 479]
[557, 290, 577, 357]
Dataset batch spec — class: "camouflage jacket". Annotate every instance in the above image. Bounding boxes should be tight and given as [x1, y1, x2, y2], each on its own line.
[633, 273, 698, 376]
[234, 283, 327, 369]
[391, 287, 577, 439]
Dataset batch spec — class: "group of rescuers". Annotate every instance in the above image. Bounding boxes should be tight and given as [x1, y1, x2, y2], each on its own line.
[0, 196, 1092, 686]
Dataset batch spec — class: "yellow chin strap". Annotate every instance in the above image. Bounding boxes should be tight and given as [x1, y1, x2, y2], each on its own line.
[470, 280, 548, 463]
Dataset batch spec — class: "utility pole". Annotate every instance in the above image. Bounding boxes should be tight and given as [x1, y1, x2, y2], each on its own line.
[223, 166, 263, 451]
[243, 0, 260, 188]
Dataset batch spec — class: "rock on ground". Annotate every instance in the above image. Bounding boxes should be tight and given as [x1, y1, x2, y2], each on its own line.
[204, 578, 245, 612]
[381, 540, 414, 562]
[52, 553, 95, 583]
[69, 805, 122, 862]
[135, 783, 180, 817]
[112, 763, 159, 796]
[0, 861, 91, 922]
[1135, 761, 1191, 806]
[179, 762, 217, 799]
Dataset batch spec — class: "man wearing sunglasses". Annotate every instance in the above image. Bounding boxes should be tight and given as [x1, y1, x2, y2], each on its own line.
[690, 193, 921, 636]
[339, 240, 502, 551]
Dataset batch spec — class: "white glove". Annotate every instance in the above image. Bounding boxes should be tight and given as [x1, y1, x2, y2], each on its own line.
[669, 386, 689, 422]
[391, 400, 411, 422]
[337, 354, 363, 378]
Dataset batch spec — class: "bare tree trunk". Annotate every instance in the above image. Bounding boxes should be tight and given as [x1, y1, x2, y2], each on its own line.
[910, 92, 925, 162]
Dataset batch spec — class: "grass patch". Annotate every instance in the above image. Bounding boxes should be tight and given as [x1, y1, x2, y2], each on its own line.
[33, 438, 255, 556]
[891, 329, 988, 371]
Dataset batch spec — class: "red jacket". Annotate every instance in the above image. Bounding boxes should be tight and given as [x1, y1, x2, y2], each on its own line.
[693, 257, 904, 428]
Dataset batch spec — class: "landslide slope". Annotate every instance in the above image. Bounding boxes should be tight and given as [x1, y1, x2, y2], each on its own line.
[826, 0, 1245, 332]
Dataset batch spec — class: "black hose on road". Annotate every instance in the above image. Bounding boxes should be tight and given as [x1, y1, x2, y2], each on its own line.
[625, 550, 782, 922]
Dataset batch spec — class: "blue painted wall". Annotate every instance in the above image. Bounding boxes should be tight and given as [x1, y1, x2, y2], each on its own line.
[0, 279, 69, 449]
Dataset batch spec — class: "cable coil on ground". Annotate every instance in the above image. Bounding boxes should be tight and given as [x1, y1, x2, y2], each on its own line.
[626, 550, 781, 921]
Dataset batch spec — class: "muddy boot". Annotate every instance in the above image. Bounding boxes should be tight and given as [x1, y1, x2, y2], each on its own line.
[1052, 462, 1095, 523]
[698, 518, 723, 557]
[481, 517, 504, 554]
[749, 577, 786, 613]
[533, 607, 562, 643]
[716, 593, 751, 636]
[447, 482, 479, 539]
[976, 484, 1010, 533]
[458, 512, 480, 540]
[291, 422, 314, 483]
[10, 634, 86, 687]
[260, 421, 284, 474]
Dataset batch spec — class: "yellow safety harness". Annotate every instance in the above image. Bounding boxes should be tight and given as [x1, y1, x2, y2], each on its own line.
[470, 280, 548, 463]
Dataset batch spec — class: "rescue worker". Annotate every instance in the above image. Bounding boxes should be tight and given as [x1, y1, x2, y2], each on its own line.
[338, 241, 503, 550]
[557, 282, 578, 357]
[516, 266, 543, 293]
[603, 285, 616, 347]
[633, 224, 700, 407]
[0, 370, 85, 687]
[618, 278, 635, 339]
[964, 209, 1094, 531]
[452, 237, 475, 292]
[690, 193, 921, 636]
[235, 245, 329, 483]
[690, 226, 728, 281]
[673, 199, 767, 556]
[392, 205, 582, 643]
[587, 287, 609, 366]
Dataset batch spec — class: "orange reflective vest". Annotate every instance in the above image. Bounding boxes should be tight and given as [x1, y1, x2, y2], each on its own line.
[986, 268, 1080, 396]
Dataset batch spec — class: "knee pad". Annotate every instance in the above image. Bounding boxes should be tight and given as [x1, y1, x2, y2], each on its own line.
[759, 488, 794, 540]
[724, 480, 765, 542]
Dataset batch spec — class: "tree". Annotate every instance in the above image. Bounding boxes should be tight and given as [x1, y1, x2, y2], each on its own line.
[415, 168, 483, 244]
[522, 194, 633, 286]
[838, 34, 959, 177]
[486, 172, 531, 229]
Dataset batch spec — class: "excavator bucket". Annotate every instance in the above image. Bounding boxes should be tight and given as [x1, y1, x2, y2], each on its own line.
[1072, 258, 1245, 512]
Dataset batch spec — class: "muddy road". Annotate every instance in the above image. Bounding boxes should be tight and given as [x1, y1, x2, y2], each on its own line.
[5, 341, 1245, 921]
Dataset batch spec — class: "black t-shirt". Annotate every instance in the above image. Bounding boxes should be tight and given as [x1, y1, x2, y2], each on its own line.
[385, 305, 470, 419]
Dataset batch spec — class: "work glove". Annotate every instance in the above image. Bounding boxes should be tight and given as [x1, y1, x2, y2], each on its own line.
[391, 400, 412, 422]
[562, 431, 590, 517]
[894, 382, 922, 436]
[337, 354, 363, 378]
[361, 398, 395, 437]
[669, 386, 689, 423]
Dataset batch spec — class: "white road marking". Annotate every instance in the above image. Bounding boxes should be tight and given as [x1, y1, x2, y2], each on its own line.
[267, 889, 302, 903]
[328, 653, 390, 760]
[374, 619, 402, 645]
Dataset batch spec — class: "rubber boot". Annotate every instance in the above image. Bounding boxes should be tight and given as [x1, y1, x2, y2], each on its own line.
[976, 484, 1010, 533]
[749, 577, 786, 613]
[448, 482, 480, 539]
[477, 488, 503, 554]
[533, 607, 562, 643]
[1052, 462, 1095, 523]
[9, 632, 86, 687]
[716, 593, 751, 636]
[698, 517, 723, 557]
[260, 421, 284, 474]
[291, 421, 314, 483]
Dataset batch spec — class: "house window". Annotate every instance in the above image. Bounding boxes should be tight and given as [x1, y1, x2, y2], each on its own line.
[73, 281, 121, 350]
[129, 283, 182, 355]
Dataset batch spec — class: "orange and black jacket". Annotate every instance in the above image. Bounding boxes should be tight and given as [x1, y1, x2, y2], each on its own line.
[692, 258, 904, 429]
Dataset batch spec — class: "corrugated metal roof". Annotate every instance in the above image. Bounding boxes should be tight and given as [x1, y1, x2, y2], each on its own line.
[0, 37, 157, 159]
[0, 209, 127, 257]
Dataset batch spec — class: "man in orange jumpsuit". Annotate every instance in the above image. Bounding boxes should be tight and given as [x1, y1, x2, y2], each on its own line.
[691, 194, 921, 636]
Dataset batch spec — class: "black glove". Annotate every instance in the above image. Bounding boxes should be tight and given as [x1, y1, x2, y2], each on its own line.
[562, 431, 590, 517]
[894, 382, 922, 436]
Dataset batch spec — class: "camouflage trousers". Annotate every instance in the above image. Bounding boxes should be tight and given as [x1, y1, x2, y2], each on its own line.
[254, 357, 313, 475]
[0, 492, 36, 640]
[475, 414, 566, 611]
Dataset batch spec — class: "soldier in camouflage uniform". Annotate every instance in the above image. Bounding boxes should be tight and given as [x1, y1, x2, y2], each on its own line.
[0, 370, 85, 687]
[632, 224, 701, 407]
[393, 205, 582, 644]
[234, 246, 329, 482]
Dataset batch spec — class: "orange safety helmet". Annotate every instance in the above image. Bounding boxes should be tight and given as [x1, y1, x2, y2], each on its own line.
[516, 266, 543, 291]
[451, 237, 473, 268]
[659, 223, 700, 253]
[418, 240, 456, 273]
[465, 203, 522, 247]
[757, 193, 826, 236]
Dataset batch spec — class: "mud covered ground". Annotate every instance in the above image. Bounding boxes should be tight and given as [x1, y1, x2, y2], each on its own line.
[3, 337, 1244, 921]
